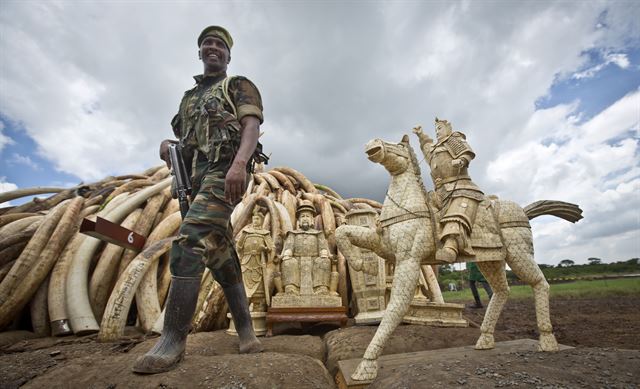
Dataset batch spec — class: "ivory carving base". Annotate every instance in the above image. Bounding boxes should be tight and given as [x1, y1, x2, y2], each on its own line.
[225, 311, 267, 337]
[271, 294, 342, 308]
[402, 301, 468, 328]
[354, 310, 385, 325]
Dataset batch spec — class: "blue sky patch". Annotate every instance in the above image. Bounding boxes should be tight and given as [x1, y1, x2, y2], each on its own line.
[536, 47, 640, 122]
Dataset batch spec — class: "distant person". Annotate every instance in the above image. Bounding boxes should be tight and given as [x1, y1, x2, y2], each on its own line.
[466, 262, 492, 308]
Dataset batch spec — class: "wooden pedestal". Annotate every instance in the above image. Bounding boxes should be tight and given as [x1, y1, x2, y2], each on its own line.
[265, 306, 348, 336]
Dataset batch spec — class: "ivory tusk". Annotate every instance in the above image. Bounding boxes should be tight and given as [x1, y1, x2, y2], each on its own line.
[135, 211, 181, 332]
[272, 166, 317, 194]
[89, 209, 143, 322]
[66, 178, 171, 335]
[0, 197, 83, 330]
[49, 233, 85, 336]
[98, 237, 175, 341]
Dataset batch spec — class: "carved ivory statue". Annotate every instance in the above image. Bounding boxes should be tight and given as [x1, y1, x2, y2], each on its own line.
[336, 127, 583, 381]
[271, 200, 341, 308]
[414, 119, 484, 263]
[235, 206, 274, 312]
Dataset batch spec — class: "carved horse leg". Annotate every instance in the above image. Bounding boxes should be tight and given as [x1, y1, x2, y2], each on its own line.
[475, 260, 509, 349]
[350, 243, 422, 380]
[335, 225, 393, 270]
[503, 228, 559, 351]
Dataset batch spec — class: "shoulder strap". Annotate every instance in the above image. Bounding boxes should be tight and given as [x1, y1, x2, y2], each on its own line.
[221, 76, 238, 117]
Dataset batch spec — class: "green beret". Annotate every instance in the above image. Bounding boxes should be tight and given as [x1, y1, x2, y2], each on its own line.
[197, 25, 233, 50]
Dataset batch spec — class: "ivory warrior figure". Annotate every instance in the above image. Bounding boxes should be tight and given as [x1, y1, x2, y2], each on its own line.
[413, 118, 484, 263]
[336, 132, 582, 381]
[272, 200, 341, 307]
[235, 207, 275, 312]
[279, 200, 334, 295]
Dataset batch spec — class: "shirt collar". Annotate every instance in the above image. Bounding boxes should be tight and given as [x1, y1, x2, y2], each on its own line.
[193, 70, 227, 84]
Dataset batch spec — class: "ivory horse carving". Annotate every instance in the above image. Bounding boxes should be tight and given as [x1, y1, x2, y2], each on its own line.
[335, 134, 582, 381]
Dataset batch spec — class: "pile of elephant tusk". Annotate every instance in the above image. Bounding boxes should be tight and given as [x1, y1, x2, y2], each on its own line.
[0, 164, 381, 341]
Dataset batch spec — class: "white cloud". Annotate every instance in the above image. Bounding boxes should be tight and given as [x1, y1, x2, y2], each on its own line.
[0, 1, 638, 264]
[0, 121, 13, 153]
[7, 153, 40, 170]
[572, 52, 631, 79]
[0, 177, 18, 208]
[487, 90, 640, 263]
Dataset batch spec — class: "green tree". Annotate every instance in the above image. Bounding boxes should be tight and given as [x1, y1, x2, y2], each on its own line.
[558, 259, 575, 268]
[587, 257, 602, 265]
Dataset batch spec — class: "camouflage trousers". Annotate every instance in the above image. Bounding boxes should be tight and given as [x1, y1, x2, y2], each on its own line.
[169, 157, 242, 288]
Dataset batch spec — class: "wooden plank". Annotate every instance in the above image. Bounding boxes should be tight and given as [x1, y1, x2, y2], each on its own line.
[336, 339, 574, 388]
[265, 306, 348, 337]
[80, 216, 145, 251]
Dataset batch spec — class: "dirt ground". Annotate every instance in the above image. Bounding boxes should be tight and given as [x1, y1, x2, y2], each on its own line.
[1, 295, 638, 388]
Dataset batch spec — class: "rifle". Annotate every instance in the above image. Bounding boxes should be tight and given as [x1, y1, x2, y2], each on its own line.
[168, 143, 192, 219]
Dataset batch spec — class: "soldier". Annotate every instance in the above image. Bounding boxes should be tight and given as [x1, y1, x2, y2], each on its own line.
[466, 261, 493, 308]
[133, 26, 265, 374]
[275, 200, 334, 295]
[413, 118, 484, 263]
[236, 207, 275, 312]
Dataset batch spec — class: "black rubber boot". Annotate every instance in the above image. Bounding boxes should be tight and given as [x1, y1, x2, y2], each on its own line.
[223, 283, 264, 354]
[132, 276, 200, 374]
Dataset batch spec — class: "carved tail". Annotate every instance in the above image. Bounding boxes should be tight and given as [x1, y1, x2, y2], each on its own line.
[523, 200, 583, 223]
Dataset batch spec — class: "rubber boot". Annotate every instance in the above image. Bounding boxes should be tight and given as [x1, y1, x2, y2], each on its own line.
[468, 280, 483, 308]
[132, 276, 200, 374]
[224, 283, 264, 354]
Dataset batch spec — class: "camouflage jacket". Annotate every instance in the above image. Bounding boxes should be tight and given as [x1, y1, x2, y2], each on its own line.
[171, 71, 263, 170]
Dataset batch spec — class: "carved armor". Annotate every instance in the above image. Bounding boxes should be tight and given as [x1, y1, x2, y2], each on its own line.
[236, 226, 274, 311]
[419, 123, 484, 259]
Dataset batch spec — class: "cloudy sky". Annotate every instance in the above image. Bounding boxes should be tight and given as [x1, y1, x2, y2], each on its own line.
[1, 0, 638, 265]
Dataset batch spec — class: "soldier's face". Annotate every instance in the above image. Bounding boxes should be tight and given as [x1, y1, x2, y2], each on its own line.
[299, 212, 313, 231]
[199, 36, 230, 73]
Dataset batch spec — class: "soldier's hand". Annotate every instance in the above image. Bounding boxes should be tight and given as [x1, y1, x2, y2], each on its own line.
[225, 161, 247, 204]
[412, 126, 423, 136]
[159, 140, 173, 169]
[451, 158, 464, 168]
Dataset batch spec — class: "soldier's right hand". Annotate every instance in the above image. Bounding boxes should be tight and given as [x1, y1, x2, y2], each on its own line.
[159, 139, 173, 169]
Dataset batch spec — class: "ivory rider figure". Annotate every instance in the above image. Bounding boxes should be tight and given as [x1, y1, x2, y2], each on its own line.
[235, 207, 275, 312]
[413, 118, 484, 263]
[274, 200, 336, 296]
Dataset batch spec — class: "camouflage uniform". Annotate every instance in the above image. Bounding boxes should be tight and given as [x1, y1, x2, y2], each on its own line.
[169, 70, 263, 286]
[421, 130, 484, 257]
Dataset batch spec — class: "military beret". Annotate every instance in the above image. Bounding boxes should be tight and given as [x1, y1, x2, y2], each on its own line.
[197, 25, 233, 50]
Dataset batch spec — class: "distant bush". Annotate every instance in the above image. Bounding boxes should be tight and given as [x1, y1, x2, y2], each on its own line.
[540, 260, 640, 279]
[437, 259, 639, 288]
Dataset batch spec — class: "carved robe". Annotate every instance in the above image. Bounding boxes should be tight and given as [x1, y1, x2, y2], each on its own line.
[280, 229, 331, 292]
[236, 227, 274, 299]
